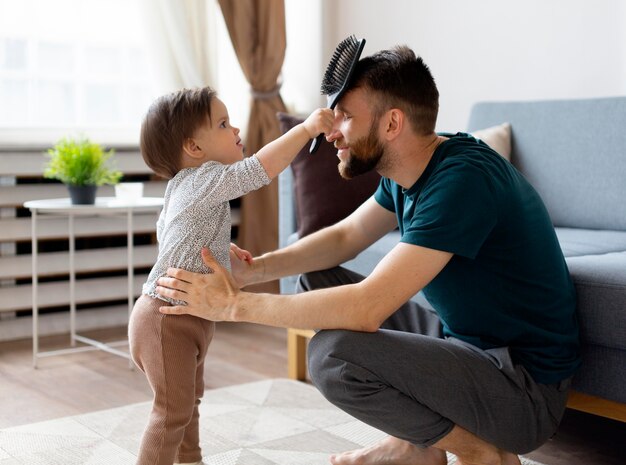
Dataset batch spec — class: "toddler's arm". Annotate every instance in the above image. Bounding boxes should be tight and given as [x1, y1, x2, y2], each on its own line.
[255, 108, 334, 179]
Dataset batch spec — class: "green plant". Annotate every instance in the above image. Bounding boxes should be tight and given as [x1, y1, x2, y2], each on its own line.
[43, 137, 123, 186]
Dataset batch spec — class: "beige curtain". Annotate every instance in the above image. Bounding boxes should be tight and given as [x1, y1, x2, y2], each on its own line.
[140, 0, 218, 92]
[218, 0, 287, 293]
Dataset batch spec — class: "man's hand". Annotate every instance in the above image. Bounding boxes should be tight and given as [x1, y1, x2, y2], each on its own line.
[157, 247, 239, 321]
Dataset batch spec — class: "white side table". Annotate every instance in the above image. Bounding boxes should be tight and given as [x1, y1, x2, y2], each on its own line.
[24, 197, 164, 368]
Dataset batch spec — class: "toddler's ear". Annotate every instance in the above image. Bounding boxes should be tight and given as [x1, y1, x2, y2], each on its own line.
[182, 138, 204, 159]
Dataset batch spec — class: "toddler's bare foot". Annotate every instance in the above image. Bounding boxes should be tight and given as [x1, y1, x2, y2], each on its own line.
[329, 436, 447, 465]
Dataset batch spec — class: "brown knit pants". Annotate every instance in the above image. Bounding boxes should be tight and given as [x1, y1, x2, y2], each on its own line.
[129, 294, 215, 465]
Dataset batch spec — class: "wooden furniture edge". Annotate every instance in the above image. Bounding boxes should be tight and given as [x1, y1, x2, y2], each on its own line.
[287, 328, 315, 380]
[286, 328, 626, 423]
[567, 390, 626, 423]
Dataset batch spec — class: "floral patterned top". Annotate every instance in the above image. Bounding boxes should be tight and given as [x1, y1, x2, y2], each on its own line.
[142, 155, 271, 304]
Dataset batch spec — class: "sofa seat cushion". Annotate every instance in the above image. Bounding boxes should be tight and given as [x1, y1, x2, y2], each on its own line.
[565, 251, 626, 350]
[285, 227, 626, 352]
[343, 230, 400, 277]
[347, 228, 626, 351]
[343, 231, 435, 309]
[556, 227, 626, 257]
[571, 344, 626, 404]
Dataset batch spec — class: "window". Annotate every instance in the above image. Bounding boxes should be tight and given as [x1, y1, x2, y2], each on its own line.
[0, 0, 157, 145]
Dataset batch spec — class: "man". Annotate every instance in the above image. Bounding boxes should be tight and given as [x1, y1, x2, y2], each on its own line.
[157, 46, 580, 465]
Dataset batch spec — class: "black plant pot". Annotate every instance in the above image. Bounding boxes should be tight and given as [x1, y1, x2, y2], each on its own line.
[67, 185, 98, 205]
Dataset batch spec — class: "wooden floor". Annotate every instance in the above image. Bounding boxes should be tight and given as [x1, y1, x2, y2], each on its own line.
[1, 323, 624, 465]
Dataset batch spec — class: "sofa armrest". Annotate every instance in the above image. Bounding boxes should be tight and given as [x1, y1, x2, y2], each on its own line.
[279, 169, 298, 293]
[278, 169, 296, 249]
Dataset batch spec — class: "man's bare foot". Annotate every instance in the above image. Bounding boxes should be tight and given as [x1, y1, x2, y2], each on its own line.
[329, 436, 447, 465]
[455, 448, 522, 465]
[434, 425, 524, 465]
[500, 451, 522, 465]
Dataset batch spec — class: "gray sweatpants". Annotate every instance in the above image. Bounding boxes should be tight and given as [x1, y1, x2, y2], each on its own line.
[300, 267, 571, 454]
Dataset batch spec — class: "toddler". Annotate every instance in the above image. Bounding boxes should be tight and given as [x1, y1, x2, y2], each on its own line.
[128, 86, 332, 465]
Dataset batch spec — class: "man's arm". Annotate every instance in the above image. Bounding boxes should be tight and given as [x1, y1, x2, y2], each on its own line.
[236, 196, 398, 287]
[157, 238, 453, 332]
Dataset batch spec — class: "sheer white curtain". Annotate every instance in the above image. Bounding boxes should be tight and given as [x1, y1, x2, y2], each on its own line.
[139, 0, 218, 92]
[0, 0, 155, 145]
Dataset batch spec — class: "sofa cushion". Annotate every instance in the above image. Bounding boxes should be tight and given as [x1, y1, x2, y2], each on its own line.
[556, 227, 626, 257]
[343, 230, 401, 277]
[565, 251, 626, 350]
[471, 122, 512, 160]
[342, 230, 433, 308]
[467, 97, 626, 230]
[277, 112, 380, 237]
[341, 227, 626, 350]
[572, 344, 626, 404]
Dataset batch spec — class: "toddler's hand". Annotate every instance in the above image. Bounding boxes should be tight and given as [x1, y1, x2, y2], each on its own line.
[229, 242, 253, 289]
[303, 108, 334, 139]
[230, 242, 253, 264]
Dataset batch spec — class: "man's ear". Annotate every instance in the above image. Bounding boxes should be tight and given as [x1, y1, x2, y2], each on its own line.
[182, 138, 204, 159]
[382, 109, 403, 141]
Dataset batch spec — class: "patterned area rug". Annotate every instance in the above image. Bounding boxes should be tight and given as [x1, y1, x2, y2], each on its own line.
[0, 379, 545, 465]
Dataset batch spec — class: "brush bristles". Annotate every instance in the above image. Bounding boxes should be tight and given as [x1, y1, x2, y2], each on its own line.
[321, 35, 361, 95]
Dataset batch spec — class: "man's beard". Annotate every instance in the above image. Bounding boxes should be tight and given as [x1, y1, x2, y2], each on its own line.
[337, 123, 385, 180]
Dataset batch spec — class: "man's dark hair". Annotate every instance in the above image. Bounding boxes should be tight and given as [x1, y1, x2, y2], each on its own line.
[350, 45, 439, 135]
[140, 86, 217, 179]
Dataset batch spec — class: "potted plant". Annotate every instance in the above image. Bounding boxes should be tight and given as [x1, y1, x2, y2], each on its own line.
[43, 136, 123, 205]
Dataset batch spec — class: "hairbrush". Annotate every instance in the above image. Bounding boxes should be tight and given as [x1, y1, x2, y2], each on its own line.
[309, 35, 366, 154]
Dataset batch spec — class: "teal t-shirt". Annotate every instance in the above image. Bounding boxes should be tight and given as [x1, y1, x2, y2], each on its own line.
[374, 133, 580, 384]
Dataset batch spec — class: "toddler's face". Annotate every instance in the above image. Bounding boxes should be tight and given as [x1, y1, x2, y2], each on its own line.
[192, 98, 244, 165]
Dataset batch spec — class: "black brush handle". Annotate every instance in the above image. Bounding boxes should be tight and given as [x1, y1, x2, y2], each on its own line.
[309, 134, 323, 154]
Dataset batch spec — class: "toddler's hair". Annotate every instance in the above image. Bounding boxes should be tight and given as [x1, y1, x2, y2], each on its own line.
[140, 86, 217, 179]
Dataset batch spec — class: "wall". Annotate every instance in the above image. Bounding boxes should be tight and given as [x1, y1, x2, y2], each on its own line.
[303, 0, 626, 132]
[282, 0, 325, 115]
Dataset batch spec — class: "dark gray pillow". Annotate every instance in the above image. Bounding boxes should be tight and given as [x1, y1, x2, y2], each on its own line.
[277, 112, 380, 237]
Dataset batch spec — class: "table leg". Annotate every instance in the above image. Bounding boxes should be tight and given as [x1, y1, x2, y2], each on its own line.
[127, 209, 134, 369]
[69, 213, 76, 346]
[31, 209, 38, 368]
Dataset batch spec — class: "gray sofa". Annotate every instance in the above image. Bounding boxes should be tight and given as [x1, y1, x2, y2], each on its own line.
[279, 96, 626, 415]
